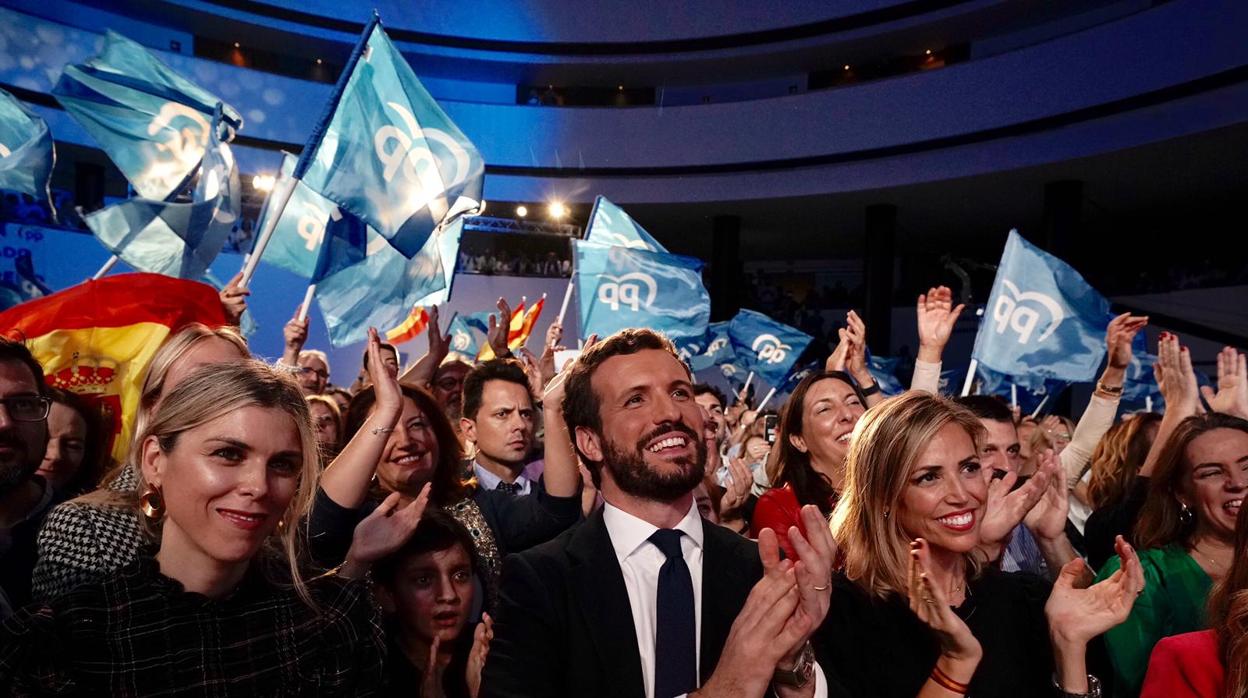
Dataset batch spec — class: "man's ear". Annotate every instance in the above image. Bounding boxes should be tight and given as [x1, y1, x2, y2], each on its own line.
[788, 433, 808, 454]
[140, 435, 165, 488]
[460, 417, 478, 445]
[575, 426, 605, 464]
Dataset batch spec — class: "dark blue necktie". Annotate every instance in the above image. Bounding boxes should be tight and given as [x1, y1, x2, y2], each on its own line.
[650, 528, 696, 698]
[495, 481, 522, 495]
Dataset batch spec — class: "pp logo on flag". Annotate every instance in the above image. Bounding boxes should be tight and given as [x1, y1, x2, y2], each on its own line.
[375, 103, 475, 195]
[297, 201, 342, 252]
[992, 280, 1065, 345]
[147, 102, 211, 171]
[721, 364, 738, 378]
[598, 273, 657, 312]
[451, 330, 471, 351]
[752, 334, 791, 364]
[707, 337, 728, 354]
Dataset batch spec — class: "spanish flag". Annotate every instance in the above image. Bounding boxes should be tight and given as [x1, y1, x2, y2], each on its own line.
[384, 305, 430, 345]
[512, 294, 546, 349]
[0, 273, 227, 463]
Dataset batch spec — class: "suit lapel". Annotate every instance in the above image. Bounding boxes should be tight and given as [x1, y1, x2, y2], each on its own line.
[568, 509, 646, 698]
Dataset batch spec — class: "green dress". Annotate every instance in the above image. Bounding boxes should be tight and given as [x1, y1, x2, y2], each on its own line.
[1096, 544, 1212, 697]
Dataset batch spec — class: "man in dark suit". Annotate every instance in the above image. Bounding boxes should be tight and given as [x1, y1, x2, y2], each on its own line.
[481, 329, 836, 698]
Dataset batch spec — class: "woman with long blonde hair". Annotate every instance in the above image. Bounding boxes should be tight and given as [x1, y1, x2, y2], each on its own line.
[1, 360, 425, 694]
[818, 392, 1144, 697]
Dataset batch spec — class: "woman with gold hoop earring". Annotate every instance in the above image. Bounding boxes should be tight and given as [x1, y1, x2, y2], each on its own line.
[1, 356, 429, 693]
[1095, 336, 1248, 696]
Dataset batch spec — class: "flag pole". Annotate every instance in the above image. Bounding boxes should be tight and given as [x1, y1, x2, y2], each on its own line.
[1145, 395, 1153, 412]
[241, 13, 380, 289]
[756, 386, 778, 413]
[555, 274, 575, 326]
[557, 196, 597, 331]
[296, 284, 317, 323]
[1010, 382, 1018, 409]
[736, 371, 755, 406]
[92, 255, 119, 280]
[960, 358, 978, 397]
[1030, 394, 1051, 419]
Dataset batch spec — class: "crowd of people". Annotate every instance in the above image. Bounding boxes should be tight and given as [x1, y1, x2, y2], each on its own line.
[1, 282, 1246, 698]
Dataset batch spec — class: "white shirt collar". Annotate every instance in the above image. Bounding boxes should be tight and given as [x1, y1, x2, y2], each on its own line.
[602, 498, 704, 564]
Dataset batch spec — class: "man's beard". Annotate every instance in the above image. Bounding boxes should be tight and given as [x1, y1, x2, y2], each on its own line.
[0, 436, 37, 494]
[602, 423, 707, 502]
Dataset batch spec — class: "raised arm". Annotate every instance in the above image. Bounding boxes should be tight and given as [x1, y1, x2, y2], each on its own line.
[398, 305, 449, 388]
[911, 287, 965, 394]
[319, 328, 404, 508]
[1139, 333, 1200, 478]
[279, 305, 309, 367]
[1061, 313, 1148, 487]
[838, 311, 883, 407]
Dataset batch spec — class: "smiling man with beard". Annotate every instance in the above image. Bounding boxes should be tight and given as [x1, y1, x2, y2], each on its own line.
[481, 329, 840, 698]
[0, 339, 51, 617]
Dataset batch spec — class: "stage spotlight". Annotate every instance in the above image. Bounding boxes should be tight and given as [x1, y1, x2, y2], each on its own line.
[925, 49, 933, 55]
[548, 201, 567, 219]
[516, 205, 528, 218]
[843, 64, 850, 71]
[252, 174, 275, 192]
[316, 58, 323, 64]
[233, 42, 241, 48]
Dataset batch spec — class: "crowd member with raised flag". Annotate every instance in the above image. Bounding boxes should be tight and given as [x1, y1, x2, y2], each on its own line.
[0, 339, 53, 617]
[32, 324, 249, 602]
[1095, 337, 1248, 696]
[279, 305, 331, 396]
[820, 391, 1146, 697]
[0, 360, 423, 694]
[308, 329, 581, 609]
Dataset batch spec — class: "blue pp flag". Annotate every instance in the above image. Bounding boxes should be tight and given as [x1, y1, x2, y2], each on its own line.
[971, 230, 1110, 388]
[679, 321, 733, 372]
[584, 196, 667, 253]
[574, 240, 710, 342]
[53, 31, 242, 201]
[0, 89, 56, 215]
[1121, 334, 1163, 410]
[410, 216, 464, 308]
[298, 17, 483, 258]
[254, 153, 368, 283]
[314, 225, 448, 347]
[727, 309, 814, 386]
[938, 366, 968, 396]
[447, 310, 490, 361]
[866, 352, 906, 397]
[85, 121, 240, 280]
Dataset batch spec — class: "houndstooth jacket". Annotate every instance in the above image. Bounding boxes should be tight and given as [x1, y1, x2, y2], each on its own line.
[31, 465, 145, 602]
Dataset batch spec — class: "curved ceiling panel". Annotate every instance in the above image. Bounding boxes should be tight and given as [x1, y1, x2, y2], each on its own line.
[185, 0, 968, 51]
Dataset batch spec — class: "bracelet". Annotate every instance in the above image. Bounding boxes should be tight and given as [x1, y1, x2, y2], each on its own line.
[859, 382, 881, 397]
[370, 426, 395, 436]
[1095, 381, 1123, 397]
[1052, 673, 1102, 698]
[929, 663, 970, 694]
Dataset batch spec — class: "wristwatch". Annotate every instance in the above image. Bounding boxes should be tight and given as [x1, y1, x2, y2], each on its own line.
[859, 382, 880, 397]
[1052, 673, 1102, 698]
[772, 641, 815, 688]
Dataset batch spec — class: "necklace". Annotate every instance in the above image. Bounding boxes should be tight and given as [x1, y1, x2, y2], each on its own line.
[1191, 540, 1231, 577]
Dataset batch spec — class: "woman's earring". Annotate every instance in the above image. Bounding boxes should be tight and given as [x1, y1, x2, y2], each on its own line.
[1179, 502, 1194, 524]
[139, 486, 165, 520]
[883, 507, 891, 519]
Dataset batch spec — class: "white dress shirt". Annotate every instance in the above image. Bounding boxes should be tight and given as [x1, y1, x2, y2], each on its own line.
[472, 460, 542, 495]
[602, 500, 826, 698]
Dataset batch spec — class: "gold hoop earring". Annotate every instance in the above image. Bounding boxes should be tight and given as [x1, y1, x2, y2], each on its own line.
[139, 486, 165, 520]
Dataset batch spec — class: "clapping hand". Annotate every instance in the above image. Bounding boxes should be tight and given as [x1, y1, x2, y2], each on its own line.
[1045, 536, 1144, 647]
[720, 457, 753, 514]
[1104, 313, 1148, 370]
[1156, 332, 1201, 417]
[425, 305, 451, 359]
[344, 485, 431, 575]
[367, 327, 403, 418]
[1200, 346, 1248, 419]
[466, 613, 494, 698]
[841, 311, 871, 387]
[485, 297, 514, 358]
[762, 506, 837, 652]
[1022, 450, 1069, 541]
[908, 539, 981, 666]
[978, 467, 1050, 547]
[916, 286, 965, 363]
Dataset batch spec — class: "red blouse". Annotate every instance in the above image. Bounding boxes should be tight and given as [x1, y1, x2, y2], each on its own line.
[1140, 630, 1224, 698]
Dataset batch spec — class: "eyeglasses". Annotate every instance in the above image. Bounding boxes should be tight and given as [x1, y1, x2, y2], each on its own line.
[297, 367, 330, 379]
[0, 396, 52, 422]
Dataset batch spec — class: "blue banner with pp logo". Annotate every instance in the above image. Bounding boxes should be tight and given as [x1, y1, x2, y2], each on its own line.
[574, 240, 709, 342]
[727, 309, 814, 386]
[971, 230, 1110, 388]
[678, 321, 733, 372]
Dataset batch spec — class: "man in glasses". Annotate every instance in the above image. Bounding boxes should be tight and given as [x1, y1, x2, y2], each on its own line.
[279, 306, 332, 396]
[0, 338, 52, 617]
